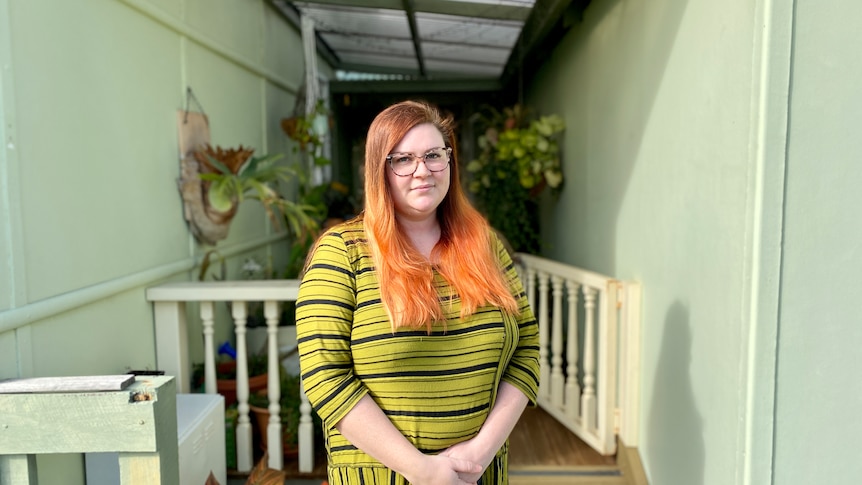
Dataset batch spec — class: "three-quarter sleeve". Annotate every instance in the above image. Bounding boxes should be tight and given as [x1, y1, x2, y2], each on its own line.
[495, 236, 541, 405]
[296, 231, 368, 429]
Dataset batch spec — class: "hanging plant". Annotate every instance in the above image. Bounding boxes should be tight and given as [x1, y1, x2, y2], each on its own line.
[195, 144, 320, 238]
[466, 104, 565, 254]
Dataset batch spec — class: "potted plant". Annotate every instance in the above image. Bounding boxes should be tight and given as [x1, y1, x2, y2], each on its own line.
[247, 371, 303, 458]
[195, 144, 319, 238]
[466, 104, 565, 254]
[191, 349, 269, 407]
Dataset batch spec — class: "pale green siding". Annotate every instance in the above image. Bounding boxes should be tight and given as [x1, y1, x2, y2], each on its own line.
[774, 0, 862, 483]
[0, 0, 327, 482]
[526, 0, 797, 483]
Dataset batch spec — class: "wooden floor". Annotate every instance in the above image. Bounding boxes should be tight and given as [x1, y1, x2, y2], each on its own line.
[234, 406, 623, 482]
[509, 406, 617, 468]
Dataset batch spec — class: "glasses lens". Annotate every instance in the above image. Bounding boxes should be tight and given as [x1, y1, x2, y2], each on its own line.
[388, 153, 417, 176]
[423, 147, 450, 172]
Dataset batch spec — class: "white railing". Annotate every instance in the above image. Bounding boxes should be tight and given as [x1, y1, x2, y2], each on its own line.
[515, 254, 641, 455]
[146, 280, 313, 474]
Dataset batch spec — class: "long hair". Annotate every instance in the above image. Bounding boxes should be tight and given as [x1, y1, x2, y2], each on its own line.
[364, 100, 519, 331]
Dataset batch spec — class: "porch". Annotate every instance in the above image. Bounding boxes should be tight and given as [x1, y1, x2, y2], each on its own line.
[147, 252, 645, 484]
[229, 407, 646, 485]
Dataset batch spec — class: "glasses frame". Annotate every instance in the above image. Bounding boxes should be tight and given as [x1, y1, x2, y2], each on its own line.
[386, 146, 452, 177]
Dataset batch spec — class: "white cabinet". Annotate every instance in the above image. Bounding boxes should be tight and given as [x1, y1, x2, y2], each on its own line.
[86, 393, 226, 485]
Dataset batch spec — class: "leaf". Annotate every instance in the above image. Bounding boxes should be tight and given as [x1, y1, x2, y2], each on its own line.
[207, 180, 236, 213]
[244, 453, 286, 485]
[205, 471, 221, 485]
[205, 154, 233, 175]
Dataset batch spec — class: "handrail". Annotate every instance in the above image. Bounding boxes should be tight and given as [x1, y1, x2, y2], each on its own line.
[147, 279, 312, 474]
[0, 232, 289, 333]
[514, 253, 641, 454]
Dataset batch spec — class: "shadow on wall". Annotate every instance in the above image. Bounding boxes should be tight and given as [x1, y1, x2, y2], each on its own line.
[646, 301, 704, 485]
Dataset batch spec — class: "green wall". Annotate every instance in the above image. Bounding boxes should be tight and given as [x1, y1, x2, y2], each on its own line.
[0, 0, 328, 482]
[525, 0, 800, 483]
[774, 0, 862, 483]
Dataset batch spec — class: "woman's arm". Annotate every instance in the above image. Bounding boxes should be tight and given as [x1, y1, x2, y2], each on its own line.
[336, 395, 483, 485]
[439, 381, 529, 480]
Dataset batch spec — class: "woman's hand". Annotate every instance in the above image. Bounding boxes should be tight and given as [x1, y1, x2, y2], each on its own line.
[403, 454, 483, 485]
[440, 439, 488, 483]
[441, 382, 532, 482]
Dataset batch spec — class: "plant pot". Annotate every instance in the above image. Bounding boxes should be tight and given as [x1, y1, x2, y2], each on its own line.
[249, 403, 299, 459]
[216, 361, 268, 407]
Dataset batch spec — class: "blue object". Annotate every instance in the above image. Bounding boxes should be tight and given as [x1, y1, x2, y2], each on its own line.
[218, 341, 237, 359]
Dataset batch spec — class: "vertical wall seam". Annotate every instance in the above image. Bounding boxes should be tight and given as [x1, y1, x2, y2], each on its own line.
[0, 0, 27, 309]
[769, 0, 798, 480]
[739, 0, 795, 484]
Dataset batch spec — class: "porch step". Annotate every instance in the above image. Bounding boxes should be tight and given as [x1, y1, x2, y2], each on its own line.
[510, 466, 627, 485]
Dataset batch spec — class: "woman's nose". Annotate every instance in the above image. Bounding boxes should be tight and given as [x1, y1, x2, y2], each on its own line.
[413, 158, 432, 176]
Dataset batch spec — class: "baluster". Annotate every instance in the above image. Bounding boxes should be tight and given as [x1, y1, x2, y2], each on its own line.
[525, 267, 536, 310]
[265, 300, 283, 470]
[232, 301, 253, 472]
[582, 287, 597, 431]
[550, 275, 565, 409]
[565, 281, 581, 422]
[298, 379, 314, 472]
[537, 271, 550, 402]
[201, 301, 216, 395]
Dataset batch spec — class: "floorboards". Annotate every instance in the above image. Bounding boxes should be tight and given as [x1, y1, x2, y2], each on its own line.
[509, 406, 617, 468]
[230, 405, 623, 484]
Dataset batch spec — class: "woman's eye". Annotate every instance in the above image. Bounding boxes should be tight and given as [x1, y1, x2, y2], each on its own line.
[425, 152, 441, 160]
[394, 156, 413, 164]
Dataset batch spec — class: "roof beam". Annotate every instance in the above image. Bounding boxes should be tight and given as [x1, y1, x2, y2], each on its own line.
[402, 0, 427, 78]
[292, 0, 531, 21]
[500, 0, 574, 88]
[268, 0, 340, 66]
[330, 78, 502, 94]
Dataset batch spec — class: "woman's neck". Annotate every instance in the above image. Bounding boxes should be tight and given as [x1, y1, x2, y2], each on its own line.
[396, 214, 441, 260]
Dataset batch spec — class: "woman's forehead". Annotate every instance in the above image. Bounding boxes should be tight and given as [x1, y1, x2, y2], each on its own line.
[392, 123, 444, 152]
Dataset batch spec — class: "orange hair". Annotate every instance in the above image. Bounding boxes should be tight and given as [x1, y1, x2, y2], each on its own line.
[363, 100, 520, 331]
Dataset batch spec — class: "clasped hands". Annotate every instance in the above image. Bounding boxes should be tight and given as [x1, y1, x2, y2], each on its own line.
[407, 438, 491, 485]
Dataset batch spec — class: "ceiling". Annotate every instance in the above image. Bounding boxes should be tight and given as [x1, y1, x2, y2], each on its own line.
[271, 0, 585, 92]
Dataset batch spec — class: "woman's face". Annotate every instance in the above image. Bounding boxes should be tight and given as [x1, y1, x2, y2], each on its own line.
[386, 123, 450, 222]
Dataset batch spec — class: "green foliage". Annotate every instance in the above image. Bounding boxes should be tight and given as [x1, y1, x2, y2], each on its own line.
[199, 151, 319, 237]
[466, 104, 565, 253]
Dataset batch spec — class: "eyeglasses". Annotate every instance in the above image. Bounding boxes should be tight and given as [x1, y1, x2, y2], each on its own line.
[386, 146, 452, 177]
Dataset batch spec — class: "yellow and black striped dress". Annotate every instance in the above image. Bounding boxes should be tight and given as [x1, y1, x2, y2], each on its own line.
[296, 219, 540, 485]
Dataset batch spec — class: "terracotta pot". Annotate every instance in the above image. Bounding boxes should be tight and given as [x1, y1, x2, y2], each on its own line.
[216, 361, 268, 407]
[249, 403, 299, 458]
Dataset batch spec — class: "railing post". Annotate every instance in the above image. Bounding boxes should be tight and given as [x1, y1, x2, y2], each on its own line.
[550, 276, 565, 409]
[232, 302, 253, 472]
[581, 286, 597, 432]
[264, 300, 283, 470]
[597, 282, 619, 454]
[298, 380, 314, 473]
[537, 272, 550, 402]
[565, 281, 581, 422]
[0, 455, 37, 485]
[201, 301, 217, 395]
[153, 300, 190, 393]
[617, 281, 641, 446]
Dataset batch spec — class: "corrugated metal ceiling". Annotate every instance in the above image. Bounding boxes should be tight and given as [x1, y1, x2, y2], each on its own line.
[273, 0, 538, 81]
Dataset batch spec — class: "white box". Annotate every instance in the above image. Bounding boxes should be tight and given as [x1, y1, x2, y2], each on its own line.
[86, 393, 226, 485]
[177, 393, 226, 485]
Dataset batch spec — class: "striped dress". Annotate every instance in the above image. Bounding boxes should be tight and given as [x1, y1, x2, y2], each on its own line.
[296, 219, 540, 485]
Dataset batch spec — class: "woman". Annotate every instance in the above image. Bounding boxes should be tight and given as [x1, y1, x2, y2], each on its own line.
[296, 100, 540, 485]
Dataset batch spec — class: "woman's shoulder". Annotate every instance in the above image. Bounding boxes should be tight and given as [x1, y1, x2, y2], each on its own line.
[314, 216, 369, 260]
[319, 217, 365, 242]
